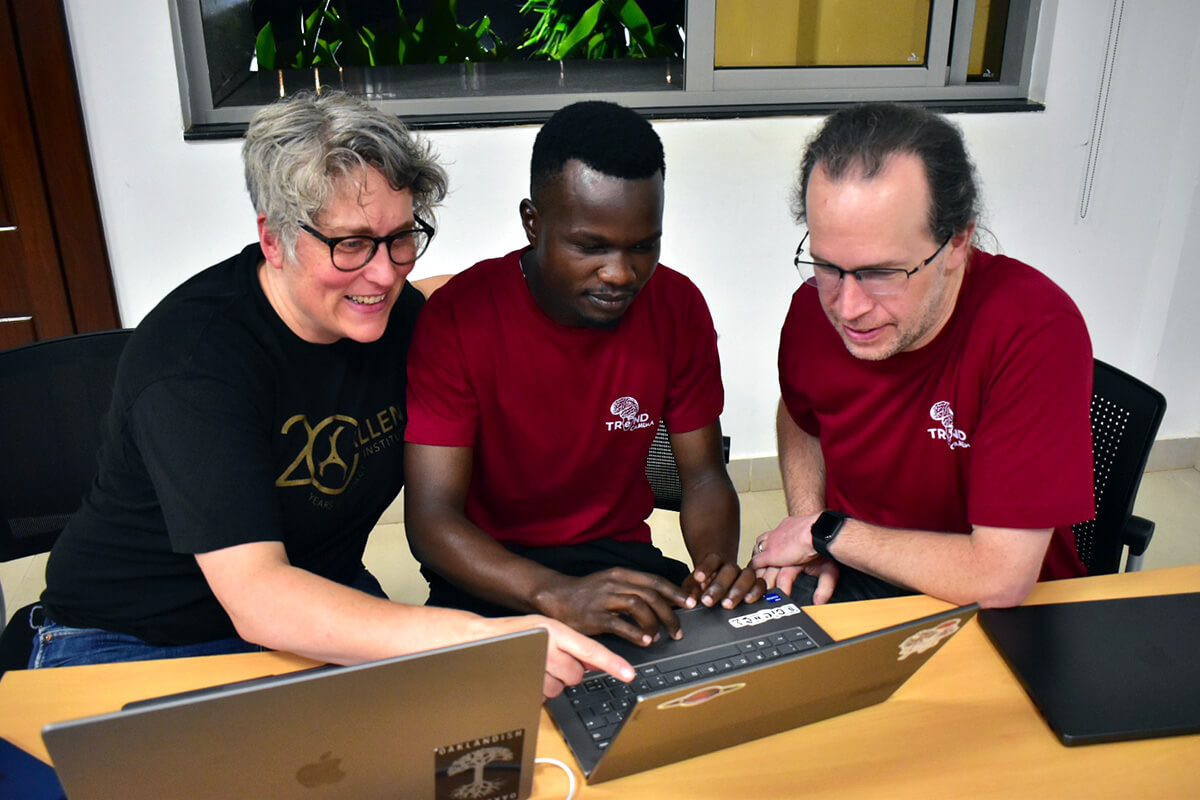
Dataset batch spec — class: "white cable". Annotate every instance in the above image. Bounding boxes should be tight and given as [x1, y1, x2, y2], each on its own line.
[534, 756, 578, 800]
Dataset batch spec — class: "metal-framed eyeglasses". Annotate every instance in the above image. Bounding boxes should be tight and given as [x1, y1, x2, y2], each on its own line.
[299, 214, 435, 272]
[793, 231, 952, 297]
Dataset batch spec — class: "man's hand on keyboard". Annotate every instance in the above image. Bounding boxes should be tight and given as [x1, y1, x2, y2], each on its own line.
[684, 553, 767, 610]
[533, 568, 693, 647]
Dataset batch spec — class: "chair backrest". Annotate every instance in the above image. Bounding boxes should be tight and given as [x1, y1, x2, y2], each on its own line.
[645, 422, 731, 512]
[1071, 359, 1167, 575]
[0, 330, 131, 562]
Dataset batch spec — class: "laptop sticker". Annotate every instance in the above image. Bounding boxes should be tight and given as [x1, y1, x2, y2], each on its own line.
[728, 603, 802, 629]
[898, 618, 962, 660]
[657, 683, 747, 710]
[435, 728, 525, 800]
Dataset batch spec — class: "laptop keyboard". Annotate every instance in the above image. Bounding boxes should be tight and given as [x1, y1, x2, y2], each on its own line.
[562, 626, 820, 750]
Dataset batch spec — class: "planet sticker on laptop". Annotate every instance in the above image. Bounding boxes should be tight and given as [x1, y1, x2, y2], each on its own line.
[657, 683, 747, 709]
[898, 618, 962, 660]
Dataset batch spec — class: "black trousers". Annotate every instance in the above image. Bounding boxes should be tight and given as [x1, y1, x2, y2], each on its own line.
[786, 564, 916, 605]
[423, 538, 691, 618]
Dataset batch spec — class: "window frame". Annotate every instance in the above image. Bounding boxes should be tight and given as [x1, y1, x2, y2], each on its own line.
[169, 0, 1047, 138]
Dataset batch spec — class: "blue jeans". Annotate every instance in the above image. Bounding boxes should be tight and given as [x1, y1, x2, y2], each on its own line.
[29, 567, 388, 669]
[28, 608, 265, 669]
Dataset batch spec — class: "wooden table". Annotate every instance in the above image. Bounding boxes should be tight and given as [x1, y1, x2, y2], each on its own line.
[3, 566, 1198, 798]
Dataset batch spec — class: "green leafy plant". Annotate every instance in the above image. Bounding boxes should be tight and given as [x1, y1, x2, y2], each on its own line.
[253, 0, 507, 70]
[517, 0, 679, 60]
[402, 0, 509, 64]
[251, 0, 680, 71]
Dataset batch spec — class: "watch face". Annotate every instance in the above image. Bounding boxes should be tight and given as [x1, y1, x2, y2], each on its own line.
[813, 512, 845, 541]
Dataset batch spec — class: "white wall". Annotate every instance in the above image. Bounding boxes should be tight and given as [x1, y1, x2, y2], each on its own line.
[63, 0, 1200, 455]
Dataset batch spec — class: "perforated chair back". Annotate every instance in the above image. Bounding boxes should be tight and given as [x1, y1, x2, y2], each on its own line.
[1071, 359, 1166, 575]
[645, 422, 731, 512]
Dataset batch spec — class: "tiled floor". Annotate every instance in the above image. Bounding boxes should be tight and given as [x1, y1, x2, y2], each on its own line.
[4, 469, 1197, 619]
[1128, 467, 1200, 571]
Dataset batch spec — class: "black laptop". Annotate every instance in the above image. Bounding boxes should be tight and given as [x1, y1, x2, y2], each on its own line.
[546, 589, 977, 782]
[979, 592, 1200, 745]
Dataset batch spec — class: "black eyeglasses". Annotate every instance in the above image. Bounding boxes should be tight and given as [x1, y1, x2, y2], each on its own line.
[298, 214, 435, 272]
[794, 231, 952, 297]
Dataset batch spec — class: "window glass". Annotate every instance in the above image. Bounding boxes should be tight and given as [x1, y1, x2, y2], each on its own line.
[201, 0, 685, 110]
[967, 0, 1009, 81]
[714, 0, 932, 68]
[171, 0, 1040, 134]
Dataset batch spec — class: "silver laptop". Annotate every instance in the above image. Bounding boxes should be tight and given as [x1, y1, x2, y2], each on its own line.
[547, 591, 977, 783]
[42, 629, 547, 799]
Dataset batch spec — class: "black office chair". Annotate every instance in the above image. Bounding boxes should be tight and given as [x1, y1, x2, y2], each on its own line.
[0, 329, 131, 673]
[645, 421, 732, 512]
[1071, 359, 1167, 575]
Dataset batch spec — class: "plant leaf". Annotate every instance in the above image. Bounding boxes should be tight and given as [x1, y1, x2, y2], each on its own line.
[605, 0, 656, 50]
[255, 21, 276, 70]
[554, 1, 604, 59]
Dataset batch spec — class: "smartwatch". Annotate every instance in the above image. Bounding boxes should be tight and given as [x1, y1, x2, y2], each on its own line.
[810, 510, 849, 559]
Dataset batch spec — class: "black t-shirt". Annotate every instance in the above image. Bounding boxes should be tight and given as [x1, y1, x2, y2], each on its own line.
[41, 243, 423, 645]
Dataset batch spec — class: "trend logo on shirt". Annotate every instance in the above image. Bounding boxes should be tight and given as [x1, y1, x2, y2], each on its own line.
[606, 396, 655, 432]
[927, 401, 971, 450]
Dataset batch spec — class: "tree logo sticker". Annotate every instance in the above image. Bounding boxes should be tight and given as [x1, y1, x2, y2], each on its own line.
[435, 728, 525, 800]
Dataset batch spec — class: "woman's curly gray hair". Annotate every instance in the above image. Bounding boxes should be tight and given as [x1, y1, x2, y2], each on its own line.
[243, 91, 448, 259]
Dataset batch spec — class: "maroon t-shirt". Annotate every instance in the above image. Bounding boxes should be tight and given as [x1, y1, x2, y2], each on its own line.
[407, 248, 723, 548]
[780, 249, 1093, 580]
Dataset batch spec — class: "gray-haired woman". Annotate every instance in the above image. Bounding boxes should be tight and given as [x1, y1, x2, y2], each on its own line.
[34, 92, 630, 696]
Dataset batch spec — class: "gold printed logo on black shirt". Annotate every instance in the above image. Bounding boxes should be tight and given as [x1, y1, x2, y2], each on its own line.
[276, 414, 361, 495]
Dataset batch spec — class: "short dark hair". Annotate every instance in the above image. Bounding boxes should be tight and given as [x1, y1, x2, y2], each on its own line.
[792, 103, 979, 242]
[530, 101, 665, 201]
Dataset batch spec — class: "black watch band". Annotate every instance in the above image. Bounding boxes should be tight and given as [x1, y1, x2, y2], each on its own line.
[811, 511, 849, 559]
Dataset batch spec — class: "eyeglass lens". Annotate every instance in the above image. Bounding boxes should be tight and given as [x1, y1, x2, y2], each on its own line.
[811, 265, 908, 296]
[331, 230, 430, 271]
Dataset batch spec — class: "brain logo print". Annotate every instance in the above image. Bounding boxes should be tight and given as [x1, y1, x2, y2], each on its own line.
[929, 401, 971, 450]
[611, 396, 640, 421]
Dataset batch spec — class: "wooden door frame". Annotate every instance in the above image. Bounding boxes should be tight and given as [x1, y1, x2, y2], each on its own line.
[6, 0, 120, 335]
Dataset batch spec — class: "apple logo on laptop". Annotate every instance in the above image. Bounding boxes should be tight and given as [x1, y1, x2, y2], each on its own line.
[295, 752, 346, 788]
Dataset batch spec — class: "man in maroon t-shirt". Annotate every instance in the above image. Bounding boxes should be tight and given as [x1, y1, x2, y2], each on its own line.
[405, 102, 763, 647]
[751, 103, 1094, 608]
